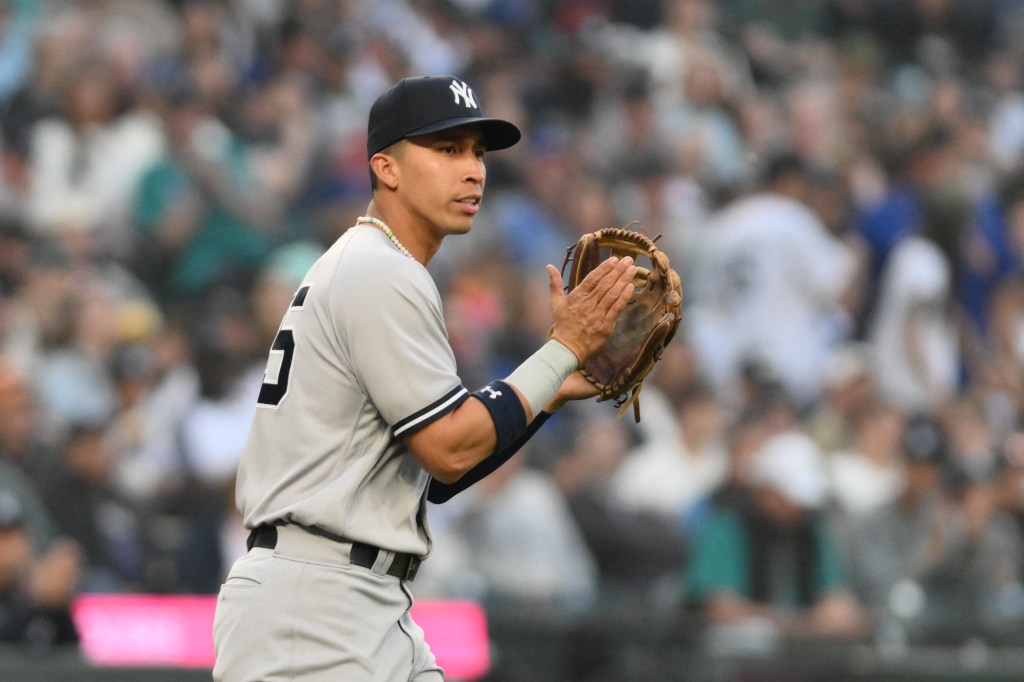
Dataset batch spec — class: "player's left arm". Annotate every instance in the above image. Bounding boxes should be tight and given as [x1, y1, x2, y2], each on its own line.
[403, 386, 520, 486]
[422, 372, 597, 503]
[418, 407, 548, 504]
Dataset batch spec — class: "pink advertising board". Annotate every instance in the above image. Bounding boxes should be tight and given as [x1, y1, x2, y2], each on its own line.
[72, 594, 490, 679]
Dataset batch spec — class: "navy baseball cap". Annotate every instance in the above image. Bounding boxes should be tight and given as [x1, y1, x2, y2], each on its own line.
[367, 75, 521, 159]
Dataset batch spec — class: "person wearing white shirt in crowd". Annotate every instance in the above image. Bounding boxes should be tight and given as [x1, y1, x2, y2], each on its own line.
[868, 190, 965, 416]
[827, 397, 907, 544]
[612, 381, 728, 532]
[26, 57, 162, 256]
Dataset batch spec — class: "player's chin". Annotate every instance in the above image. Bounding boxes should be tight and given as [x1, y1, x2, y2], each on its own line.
[446, 211, 476, 234]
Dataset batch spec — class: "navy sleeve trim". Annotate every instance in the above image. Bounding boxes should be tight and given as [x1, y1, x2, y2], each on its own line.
[393, 386, 469, 438]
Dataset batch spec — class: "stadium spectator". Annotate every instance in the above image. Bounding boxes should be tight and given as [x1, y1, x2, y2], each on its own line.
[172, 287, 263, 593]
[867, 187, 966, 417]
[37, 420, 145, 592]
[987, 174, 1024, 410]
[0, 359, 59, 552]
[0, 489, 80, 652]
[548, 410, 688, 604]
[805, 341, 876, 455]
[611, 380, 729, 536]
[995, 429, 1024, 580]
[826, 396, 907, 544]
[24, 54, 163, 260]
[850, 125, 958, 336]
[31, 275, 121, 433]
[131, 81, 281, 305]
[421, 440, 598, 611]
[846, 413, 1024, 643]
[0, 1, 32, 110]
[686, 385, 870, 649]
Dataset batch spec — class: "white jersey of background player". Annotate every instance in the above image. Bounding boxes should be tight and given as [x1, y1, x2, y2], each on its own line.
[687, 155, 858, 409]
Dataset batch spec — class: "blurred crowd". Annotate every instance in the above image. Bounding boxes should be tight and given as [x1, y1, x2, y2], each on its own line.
[3, 0, 1024, 665]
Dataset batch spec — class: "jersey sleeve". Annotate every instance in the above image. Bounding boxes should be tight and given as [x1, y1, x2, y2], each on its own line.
[334, 251, 467, 438]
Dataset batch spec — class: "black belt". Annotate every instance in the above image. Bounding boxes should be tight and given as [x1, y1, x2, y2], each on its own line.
[247, 525, 421, 582]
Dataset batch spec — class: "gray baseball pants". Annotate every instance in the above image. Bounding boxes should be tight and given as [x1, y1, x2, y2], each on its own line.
[212, 524, 443, 681]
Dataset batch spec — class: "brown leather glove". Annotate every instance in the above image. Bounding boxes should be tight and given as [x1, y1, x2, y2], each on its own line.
[559, 223, 683, 422]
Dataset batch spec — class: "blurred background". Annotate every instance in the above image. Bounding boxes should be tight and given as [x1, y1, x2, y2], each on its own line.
[3, 0, 1024, 680]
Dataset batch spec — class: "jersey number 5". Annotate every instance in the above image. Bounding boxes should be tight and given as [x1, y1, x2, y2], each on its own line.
[257, 284, 310, 406]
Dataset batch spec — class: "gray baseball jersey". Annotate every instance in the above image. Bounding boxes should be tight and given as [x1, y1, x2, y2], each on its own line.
[235, 225, 468, 556]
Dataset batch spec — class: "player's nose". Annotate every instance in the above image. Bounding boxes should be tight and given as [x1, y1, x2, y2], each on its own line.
[461, 155, 484, 185]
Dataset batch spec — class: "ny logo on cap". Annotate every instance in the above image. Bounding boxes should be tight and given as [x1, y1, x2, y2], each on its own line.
[449, 80, 478, 109]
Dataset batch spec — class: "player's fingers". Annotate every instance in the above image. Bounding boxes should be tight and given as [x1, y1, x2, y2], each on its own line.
[598, 259, 638, 310]
[546, 264, 564, 308]
[580, 256, 633, 306]
[574, 256, 621, 294]
[605, 270, 637, 319]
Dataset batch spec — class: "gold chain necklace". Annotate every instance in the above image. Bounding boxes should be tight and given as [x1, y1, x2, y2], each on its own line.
[356, 216, 414, 259]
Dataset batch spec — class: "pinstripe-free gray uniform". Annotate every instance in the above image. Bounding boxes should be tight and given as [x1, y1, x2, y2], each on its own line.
[213, 224, 465, 680]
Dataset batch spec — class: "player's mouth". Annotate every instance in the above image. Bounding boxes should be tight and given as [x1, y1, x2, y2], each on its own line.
[455, 195, 481, 214]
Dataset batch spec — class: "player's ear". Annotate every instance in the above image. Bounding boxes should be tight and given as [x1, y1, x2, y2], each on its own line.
[369, 150, 401, 190]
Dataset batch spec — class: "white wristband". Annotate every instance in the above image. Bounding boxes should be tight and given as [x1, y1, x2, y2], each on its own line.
[505, 339, 579, 418]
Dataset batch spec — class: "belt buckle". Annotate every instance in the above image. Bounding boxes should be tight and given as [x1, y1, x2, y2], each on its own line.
[403, 556, 421, 582]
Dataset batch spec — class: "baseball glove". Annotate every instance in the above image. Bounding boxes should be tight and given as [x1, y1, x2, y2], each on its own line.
[559, 222, 683, 422]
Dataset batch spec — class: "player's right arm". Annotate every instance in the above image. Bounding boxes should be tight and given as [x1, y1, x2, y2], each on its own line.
[407, 256, 636, 486]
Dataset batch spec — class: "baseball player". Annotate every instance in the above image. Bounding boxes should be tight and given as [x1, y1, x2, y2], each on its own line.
[211, 75, 638, 681]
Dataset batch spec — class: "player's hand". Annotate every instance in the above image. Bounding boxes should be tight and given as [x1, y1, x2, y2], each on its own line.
[547, 256, 637, 364]
[544, 371, 600, 413]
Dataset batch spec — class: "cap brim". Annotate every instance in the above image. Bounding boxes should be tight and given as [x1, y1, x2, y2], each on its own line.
[406, 116, 522, 152]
